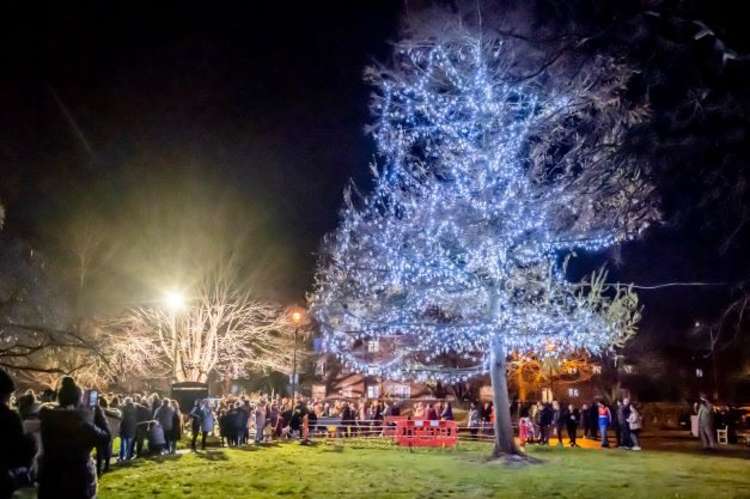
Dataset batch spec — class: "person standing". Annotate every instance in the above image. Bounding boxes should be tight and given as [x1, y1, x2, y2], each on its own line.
[552, 401, 565, 446]
[579, 403, 589, 439]
[0, 368, 36, 499]
[597, 401, 612, 447]
[627, 403, 643, 451]
[697, 394, 717, 449]
[199, 399, 214, 450]
[170, 400, 182, 455]
[93, 398, 112, 476]
[119, 398, 137, 461]
[37, 377, 109, 499]
[619, 398, 632, 449]
[539, 403, 553, 445]
[255, 401, 267, 444]
[154, 399, 176, 454]
[440, 402, 454, 421]
[101, 397, 121, 472]
[468, 402, 480, 440]
[189, 400, 203, 451]
[134, 395, 152, 458]
[566, 404, 579, 447]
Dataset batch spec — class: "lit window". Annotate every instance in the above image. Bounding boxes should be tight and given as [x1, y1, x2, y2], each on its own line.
[566, 366, 578, 374]
[392, 383, 411, 399]
[696, 368, 704, 378]
[367, 385, 380, 399]
[568, 388, 579, 398]
[592, 365, 602, 374]
[367, 340, 380, 353]
[541, 387, 553, 403]
[623, 365, 634, 374]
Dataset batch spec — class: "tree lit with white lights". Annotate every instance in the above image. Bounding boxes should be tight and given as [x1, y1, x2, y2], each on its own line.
[311, 18, 655, 457]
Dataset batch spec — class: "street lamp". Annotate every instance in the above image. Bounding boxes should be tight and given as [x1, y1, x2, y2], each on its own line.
[164, 290, 186, 382]
[164, 290, 186, 312]
[290, 307, 305, 401]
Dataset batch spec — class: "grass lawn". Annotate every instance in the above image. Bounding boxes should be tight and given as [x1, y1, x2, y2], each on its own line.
[99, 439, 750, 498]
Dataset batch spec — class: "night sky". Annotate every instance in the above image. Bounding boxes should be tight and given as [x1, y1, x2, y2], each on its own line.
[1, 2, 748, 351]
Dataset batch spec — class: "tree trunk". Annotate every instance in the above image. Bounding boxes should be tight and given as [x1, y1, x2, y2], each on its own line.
[490, 340, 522, 457]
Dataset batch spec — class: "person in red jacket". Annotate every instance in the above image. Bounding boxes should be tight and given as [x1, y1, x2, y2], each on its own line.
[597, 401, 612, 447]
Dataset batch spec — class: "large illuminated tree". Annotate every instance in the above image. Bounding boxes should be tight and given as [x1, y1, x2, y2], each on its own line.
[311, 18, 654, 458]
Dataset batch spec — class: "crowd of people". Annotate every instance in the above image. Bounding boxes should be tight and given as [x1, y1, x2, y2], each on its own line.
[0, 365, 730, 499]
[511, 398, 644, 450]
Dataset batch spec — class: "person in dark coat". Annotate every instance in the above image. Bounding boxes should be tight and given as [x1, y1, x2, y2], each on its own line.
[189, 400, 203, 451]
[118, 398, 137, 461]
[93, 399, 112, 476]
[539, 403, 553, 445]
[426, 403, 439, 421]
[37, 377, 109, 499]
[579, 403, 589, 439]
[553, 401, 566, 446]
[170, 400, 182, 455]
[0, 369, 36, 499]
[440, 402, 454, 421]
[618, 399, 632, 448]
[587, 402, 599, 439]
[566, 404, 580, 447]
[134, 395, 152, 457]
[239, 400, 251, 445]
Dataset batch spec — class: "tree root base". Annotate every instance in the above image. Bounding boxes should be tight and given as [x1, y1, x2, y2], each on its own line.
[487, 451, 542, 467]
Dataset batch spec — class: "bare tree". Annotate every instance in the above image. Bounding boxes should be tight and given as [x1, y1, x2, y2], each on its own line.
[99, 269, 302, 384]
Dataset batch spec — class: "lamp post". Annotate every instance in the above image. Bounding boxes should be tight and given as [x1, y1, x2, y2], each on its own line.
[290, 309, 303, 400]
[164, 290, 185, 383]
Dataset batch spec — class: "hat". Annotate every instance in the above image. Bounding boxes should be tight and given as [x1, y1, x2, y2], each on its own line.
[0, 368, 15, 396]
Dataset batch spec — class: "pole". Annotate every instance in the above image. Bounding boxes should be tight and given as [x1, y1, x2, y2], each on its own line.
[291, 327, 298, 400]
[171, 311, 179, 383]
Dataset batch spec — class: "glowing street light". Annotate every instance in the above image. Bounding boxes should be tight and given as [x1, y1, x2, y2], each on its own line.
[289, 306, 306, 400]
[164, 290, 186, 312]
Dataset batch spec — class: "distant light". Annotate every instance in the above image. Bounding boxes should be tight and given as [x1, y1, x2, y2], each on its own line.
[694, 321, 701, 328]
[164, 290, 186, 312]
[696, 368, 703, 378]
[292, 311, 303, 324]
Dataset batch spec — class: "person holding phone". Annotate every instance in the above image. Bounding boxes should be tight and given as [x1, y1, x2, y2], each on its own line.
[37, 377, 109, 499]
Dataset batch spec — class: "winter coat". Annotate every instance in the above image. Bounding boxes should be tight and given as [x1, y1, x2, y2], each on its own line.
[697, 402, 714, 428]
[105, 408, 122, 438]
[119, 403, 138, 438]
[0, 405, 36, 499]
[199, 406, 214, 433]
[566, 409, 580, 431]
[627, 407, 642, 431]
[37, 406, 109, 499]
[154, 405, 175, 432]
[540, 406, 554, 426]
[172, 411, 183, 440]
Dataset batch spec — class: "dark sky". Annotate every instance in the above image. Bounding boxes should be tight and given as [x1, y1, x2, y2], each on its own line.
[0, 2, 748, 350]
[1, 2, 402, 301]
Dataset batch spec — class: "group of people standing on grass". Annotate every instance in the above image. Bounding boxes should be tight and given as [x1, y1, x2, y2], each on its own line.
[1, 369, 109, 499]
[517, 398, 643, 450]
